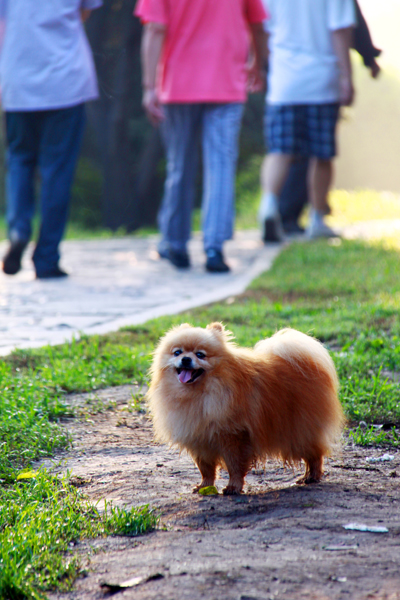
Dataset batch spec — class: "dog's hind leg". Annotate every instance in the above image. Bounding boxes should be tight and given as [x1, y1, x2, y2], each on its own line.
[297, 455, 323, 485]
[192, 457, 217, 493]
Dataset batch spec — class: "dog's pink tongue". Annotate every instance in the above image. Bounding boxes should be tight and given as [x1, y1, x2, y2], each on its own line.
[179, 369, 193, 384]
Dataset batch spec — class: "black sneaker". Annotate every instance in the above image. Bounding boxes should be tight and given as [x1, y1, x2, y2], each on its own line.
[158, 247, 190, 269]
[36, 267, 69, 280]
[263, 216, 283, 243]
[2, 240, 28, 275]
[205, 248, 230, 273]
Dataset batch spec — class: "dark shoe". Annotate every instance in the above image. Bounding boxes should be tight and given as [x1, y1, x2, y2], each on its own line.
[158, 247, 190, 269]
[282, 220, 305, 235]
[2, 240, 28, 275]
[36, 266, 69, 280]
[205, 249, 230, 273]
[263, 216, 283, 243]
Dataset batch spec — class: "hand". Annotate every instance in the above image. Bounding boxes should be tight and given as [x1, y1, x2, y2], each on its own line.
[246, 66, 265, 94]
[81, 9, 91, 21]
[246, 60, 266, 94]
[369, 59, 381, 79]
[339, 75, 354, 107]
[143, 88, 164, 126]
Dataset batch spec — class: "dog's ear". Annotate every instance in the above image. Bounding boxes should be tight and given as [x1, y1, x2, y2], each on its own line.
[177, 323, 192, 330]
[207, 322, 225, 334]
[207, 322, 235, 344]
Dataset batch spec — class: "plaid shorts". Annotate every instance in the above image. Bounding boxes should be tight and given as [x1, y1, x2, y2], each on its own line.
[265, 103, 340, 159]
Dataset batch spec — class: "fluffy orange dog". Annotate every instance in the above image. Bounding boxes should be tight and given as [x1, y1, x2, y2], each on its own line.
[147, 323, 343, 495]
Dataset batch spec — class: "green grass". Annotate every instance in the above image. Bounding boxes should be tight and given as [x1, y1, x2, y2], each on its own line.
[0, 471, 158, 600]
[2, 230, 400, 597]
[0, 342, 157, 598]
[0, 338, 153, 485]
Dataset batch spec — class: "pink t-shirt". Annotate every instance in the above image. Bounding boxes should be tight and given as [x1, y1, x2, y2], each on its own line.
[135, 0, 267, 103]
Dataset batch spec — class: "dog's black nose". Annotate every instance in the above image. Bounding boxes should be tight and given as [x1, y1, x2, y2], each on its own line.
[181, 356, 192, 368]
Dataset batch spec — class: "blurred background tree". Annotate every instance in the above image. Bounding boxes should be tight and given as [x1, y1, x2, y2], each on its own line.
[81, 0, 164, 231]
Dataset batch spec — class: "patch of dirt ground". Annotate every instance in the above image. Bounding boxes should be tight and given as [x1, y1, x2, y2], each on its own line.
[47, 386, 400, 600]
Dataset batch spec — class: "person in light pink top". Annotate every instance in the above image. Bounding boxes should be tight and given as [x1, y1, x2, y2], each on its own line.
[135, 0, 267, 272]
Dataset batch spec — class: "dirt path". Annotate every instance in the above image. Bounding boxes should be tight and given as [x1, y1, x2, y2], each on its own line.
[48, 386, 400, 600]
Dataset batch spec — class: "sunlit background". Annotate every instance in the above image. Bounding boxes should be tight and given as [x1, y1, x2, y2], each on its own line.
[336, 0, 400, 192]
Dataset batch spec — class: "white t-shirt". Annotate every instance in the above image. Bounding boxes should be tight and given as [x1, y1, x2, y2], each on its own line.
[264, 0, 356, 105]
[0, 0, 101, 111]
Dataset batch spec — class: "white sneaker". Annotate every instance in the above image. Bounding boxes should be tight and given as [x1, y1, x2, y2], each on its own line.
[306, 220, 340, 239]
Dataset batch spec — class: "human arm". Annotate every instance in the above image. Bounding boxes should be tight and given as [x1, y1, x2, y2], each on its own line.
[81, 9, 91, 21]
[247, 22, 268, 92]
[140, 22, 166, 126]
[331, 26, 354, 106]
[353, 0, 381, 78]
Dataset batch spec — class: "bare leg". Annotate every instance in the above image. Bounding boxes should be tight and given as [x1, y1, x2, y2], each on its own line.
[306, 158, 338, 238]
[259, 153, 293, 242]
[261, 153, 293, 196]
[297, 455, 324, 485]
[307, 158, 333, 214]
[192, 457, 217, 492]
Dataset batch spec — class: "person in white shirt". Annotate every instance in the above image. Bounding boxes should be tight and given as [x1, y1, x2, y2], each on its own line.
[0, 0, 101, 278]
[260, 0, 356, 241]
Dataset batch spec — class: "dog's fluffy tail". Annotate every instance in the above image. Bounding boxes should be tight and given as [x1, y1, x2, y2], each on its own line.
[253, 328, 343, 459]
[254, 328, 338, 391]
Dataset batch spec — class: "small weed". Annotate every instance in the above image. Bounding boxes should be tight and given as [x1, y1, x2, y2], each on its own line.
[347, 424, 400, 448]
[348, 424, 389, 447]
[130, 391, 146, 414]
[76, 395, 117, 418]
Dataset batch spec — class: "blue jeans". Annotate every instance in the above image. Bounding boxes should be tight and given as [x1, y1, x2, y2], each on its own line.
[159, 103, 244, 253]
[5, 104, 85, 275]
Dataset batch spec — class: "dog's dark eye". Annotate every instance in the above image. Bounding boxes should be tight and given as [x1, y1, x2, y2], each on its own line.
[196, 351, 206, 359]
[173, 349, 182, 357]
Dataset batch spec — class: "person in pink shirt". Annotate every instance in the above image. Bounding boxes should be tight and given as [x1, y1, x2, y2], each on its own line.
[135, 0, 267, 272]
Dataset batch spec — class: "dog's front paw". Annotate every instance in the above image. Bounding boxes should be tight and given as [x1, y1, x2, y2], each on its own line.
[193, 481, 215, 493]
[222, 485, 241, 496]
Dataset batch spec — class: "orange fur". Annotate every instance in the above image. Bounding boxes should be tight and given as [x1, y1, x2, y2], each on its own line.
[147, 323, 344, 495]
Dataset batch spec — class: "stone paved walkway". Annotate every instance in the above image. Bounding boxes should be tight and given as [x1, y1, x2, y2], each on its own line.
[1, 219, 398, 356]
[0, 231, 281, 356]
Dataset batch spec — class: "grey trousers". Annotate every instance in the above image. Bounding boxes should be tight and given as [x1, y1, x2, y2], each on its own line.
[159, 103, 244, 253]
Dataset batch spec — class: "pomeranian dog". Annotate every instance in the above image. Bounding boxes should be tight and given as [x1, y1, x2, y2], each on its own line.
[147, 323, 344, 495]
